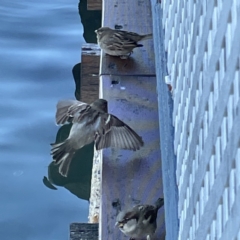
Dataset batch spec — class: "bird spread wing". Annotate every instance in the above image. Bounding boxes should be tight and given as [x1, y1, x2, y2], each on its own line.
[95, 114, 144, 151]
[55, 100, 89, 125]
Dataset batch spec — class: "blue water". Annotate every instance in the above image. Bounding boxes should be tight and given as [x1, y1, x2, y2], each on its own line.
[0, 1, 88, 239]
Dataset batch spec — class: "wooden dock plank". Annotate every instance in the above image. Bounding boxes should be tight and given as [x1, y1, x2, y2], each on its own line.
[100, 0, 155, 76]
[70, 223, 98, 240]
[99, 75, 165, 240]
[87, 0, 102, 11]
[81, 44, 100, 104]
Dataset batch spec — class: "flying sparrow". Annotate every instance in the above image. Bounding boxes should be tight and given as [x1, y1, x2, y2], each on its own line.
[115, 198, 164, 240]
[51, 99, 144, 177]
[95, 27, 152, 58]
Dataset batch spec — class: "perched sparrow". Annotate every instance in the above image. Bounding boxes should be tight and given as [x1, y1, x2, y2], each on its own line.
[115, 198, 164, 240]
[51, 99, 144, 177]
[95, 27, 152, 58]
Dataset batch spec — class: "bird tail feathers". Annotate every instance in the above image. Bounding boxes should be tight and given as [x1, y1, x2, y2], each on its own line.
[136, 44, 144, 48]
[155, 198, 164, 210]
[50, 140, 75, 177]
[141, 33, 153, 41]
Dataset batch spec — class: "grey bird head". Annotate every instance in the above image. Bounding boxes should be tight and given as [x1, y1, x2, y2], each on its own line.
[95, 27, 111, 37]
[91, 98, 108, 112]
[115, 198, 164, 239]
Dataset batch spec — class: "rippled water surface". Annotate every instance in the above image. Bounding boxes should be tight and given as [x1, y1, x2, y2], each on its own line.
[0, 1, 88, 239]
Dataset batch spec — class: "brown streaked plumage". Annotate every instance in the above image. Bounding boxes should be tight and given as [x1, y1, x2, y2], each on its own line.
[51, 99, 144, 177]
[95, 27, 152, 58]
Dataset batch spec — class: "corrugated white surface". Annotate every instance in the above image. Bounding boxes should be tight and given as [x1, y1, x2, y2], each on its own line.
[162, 0, 240, 239]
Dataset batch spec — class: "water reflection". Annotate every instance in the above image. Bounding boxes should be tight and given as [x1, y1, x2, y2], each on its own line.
[0, 0, 95, 239]
[47, 123, 94, 200]
[43, 0, 102, 201]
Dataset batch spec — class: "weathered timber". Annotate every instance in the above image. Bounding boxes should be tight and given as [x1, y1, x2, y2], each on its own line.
[88, 149, 102, 224]
[97, 0, 165, 239]
[99, 75, 165, 240]
[81, 44, 100, 104]
[87, 0, 102, 11]
[70, 223, 98, 240]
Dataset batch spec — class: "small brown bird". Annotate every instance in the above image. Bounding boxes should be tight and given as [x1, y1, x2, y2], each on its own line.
[115, 198, 164, 240]
[51, 99, 144, 177]
[95, 27, 152, 58]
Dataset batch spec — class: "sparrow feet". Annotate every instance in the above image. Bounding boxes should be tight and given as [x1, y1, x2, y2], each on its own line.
[120, 51, 133, 59]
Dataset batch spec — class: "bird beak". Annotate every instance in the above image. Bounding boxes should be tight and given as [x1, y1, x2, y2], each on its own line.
[94, 30, 97, 33]
[115, 222, 123, 228]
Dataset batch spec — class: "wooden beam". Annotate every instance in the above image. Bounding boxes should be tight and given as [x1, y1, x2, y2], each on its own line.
[99, 75, 165, 239]
[87, 0, 102, 11]
[97, 0, 165, 239]
[81, 43, 100, 104]
[70, 223, 98, 240]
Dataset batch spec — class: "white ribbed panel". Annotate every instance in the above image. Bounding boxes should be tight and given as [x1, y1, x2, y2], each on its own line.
[162, 0, 240, 239]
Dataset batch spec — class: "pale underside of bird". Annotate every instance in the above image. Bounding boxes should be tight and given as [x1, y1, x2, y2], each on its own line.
[50, 99, 144, 177]
[95, 27, 153, 59]
[115, 198, 164, 240]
